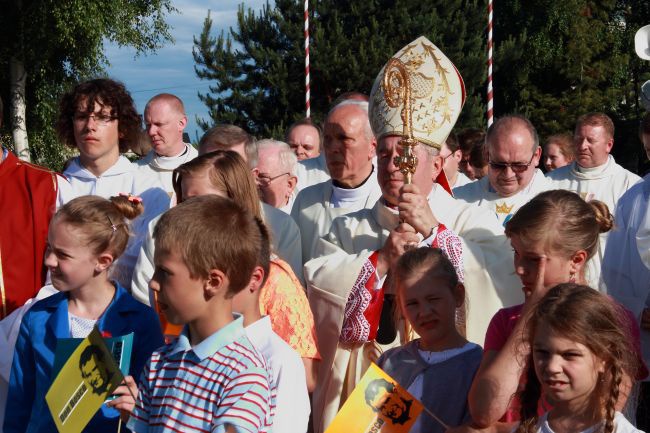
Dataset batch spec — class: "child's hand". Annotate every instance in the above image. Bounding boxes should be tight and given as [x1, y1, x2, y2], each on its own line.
[107, 375, 138, 423]
[523, 255, 547, 305]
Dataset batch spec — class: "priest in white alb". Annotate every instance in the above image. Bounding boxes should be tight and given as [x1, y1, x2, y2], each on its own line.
[547, 112, 641, 288]
[291, 100, 382, 264]
[454, 115, 550, 226]
[304, 36, 521, 433]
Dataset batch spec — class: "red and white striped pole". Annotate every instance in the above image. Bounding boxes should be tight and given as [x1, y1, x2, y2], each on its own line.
[487, 0, 494, 128]
[304, 0, 311, 118]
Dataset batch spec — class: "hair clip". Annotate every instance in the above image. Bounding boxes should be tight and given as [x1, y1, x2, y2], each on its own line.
[111, 224, 118, 232]
[119, 192, 143, 204]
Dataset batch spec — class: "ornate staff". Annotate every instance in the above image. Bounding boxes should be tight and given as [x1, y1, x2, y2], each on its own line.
[382, 58, 418, 184]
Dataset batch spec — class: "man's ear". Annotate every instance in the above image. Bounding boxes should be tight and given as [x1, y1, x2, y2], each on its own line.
[287, 175, 298, 194]
[431, 154, 444, 182]
[204, 268, 229, 299]
[179, 115, 188, 131]
[532, 145, 542, 168]
[95, 252, 115, 273]
[251, 167, 260, 182]
[369, 136, 377, 159]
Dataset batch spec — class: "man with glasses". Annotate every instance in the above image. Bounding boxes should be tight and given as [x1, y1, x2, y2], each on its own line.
[291, 100, 382, 264]
[548, 112, 641, 288]
[56, 78, 142, 201]
[56, 78, 167, 287]
[454, 115, 550, 225]
[256, 139, 298, 213]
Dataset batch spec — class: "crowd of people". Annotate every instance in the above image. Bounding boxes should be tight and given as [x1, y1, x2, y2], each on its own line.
[1, 35, 650, 433]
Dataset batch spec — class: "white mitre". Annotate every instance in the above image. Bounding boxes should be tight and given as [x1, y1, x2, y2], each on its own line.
[368, 35, 466, 151]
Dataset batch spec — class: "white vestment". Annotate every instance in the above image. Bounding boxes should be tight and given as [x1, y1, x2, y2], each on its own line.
[61, 156, 157, 287]
[134, 143, 198, 217]
[304, 185, 521, 433]
[291, 171, 382, 265]
[295, 153, 330, 192]
[131, 200, 304, 304]
[61, 155, 139, 201]
[245, 316, 310, 433]
[451, 171, 473, 189]
[454, 169, 550, 226]
[546, 156, 642, 289]
[602, 175, 650, 373]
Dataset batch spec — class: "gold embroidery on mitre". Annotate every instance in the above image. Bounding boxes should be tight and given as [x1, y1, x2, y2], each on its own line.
[496, 202, 514, 214]
[369, 36, 465, 150]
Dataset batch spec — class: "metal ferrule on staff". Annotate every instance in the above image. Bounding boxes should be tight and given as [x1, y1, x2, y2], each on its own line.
[383, 58, 418, 184]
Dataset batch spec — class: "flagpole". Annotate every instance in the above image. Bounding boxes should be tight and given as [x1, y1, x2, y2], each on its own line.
[304, 0, 311, 118]
[487, 0, 494, 128]
[422, 406, 450, 430]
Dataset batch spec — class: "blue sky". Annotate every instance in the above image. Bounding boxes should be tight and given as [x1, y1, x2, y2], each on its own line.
[105, 0, 268, 142]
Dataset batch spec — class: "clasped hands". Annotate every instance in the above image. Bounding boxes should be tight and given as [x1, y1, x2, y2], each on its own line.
[377, 184, 438, 277]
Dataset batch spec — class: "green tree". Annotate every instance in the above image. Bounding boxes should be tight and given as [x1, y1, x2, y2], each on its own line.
[491, 0, 650, 171]
[492, 1, 650, 131]
[0, 0, 175, 169]
[193, 0, 487, 138]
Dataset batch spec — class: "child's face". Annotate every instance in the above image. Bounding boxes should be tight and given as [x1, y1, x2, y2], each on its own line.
[399, 273, 462, 351]
[510, 234, 575, 297]
[533, 322, 604, 410]
[150, 249, 208, 325]
[44, 221, 102, 292]
[72, 98, 120, 164]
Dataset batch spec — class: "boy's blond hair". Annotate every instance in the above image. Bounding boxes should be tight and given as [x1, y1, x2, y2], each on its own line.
[153, 195, 263, 296]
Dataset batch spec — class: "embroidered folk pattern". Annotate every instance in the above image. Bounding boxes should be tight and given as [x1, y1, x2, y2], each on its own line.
[340, 259, 377, 344]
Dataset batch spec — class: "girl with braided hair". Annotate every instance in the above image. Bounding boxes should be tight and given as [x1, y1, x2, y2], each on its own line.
[516, 283, 641, 433]
[467, 189, 647, 431]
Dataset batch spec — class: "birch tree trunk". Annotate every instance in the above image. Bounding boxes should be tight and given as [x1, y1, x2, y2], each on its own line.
[9, 57, 29, 162]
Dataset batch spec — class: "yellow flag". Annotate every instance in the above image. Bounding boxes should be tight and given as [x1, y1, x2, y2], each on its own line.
[325, 363, 424, 433]
[45, 327, 123, 433]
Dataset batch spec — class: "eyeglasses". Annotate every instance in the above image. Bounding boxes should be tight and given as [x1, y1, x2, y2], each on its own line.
[257, 172, 290, 187]
[72, 112, 117, 125]
[488, 152, 535, 173]
[440, 152, 454, 161]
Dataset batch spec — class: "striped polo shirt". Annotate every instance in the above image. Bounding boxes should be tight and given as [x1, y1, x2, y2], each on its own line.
[128, 315, 275, 433]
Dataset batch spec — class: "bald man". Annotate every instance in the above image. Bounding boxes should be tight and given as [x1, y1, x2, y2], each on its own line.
[136, 93, 197, 198]
[454, 115, 550, 226]
[291, 101, 382, 264]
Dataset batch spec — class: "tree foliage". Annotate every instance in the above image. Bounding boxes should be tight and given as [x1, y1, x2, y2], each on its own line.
[0, 0, 175, 170]
[491, 0, 650, 169]
[194, 0, 650, 172]
[193, 0, 487, 137]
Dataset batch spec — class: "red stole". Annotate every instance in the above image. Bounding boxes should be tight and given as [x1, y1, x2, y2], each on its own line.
[0, 151, 58, 318]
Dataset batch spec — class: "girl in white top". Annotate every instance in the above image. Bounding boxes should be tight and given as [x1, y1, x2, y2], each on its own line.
[515, 284, 643, 433]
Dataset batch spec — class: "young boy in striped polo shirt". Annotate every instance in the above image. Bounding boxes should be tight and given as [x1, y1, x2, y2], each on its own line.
[125, 195, 275, 433]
